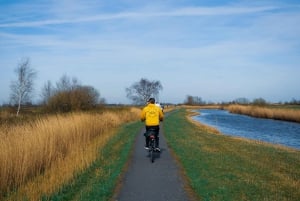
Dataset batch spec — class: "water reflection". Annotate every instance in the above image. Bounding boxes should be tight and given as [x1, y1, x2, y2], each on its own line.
[193, 109, 300, 150]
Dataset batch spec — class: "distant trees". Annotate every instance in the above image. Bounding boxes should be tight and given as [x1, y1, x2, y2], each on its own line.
[287, 98, 300, 105]
[183, 96, 270, 106]
[42, 75, 102, 112]
[184, 95, 206, 105]
[234, 97, 250, 105]
[252, 98, 267, 106]
[41, 80, 53, 105]
[126, 78, 163, 104]
[10, 58, 37, 116]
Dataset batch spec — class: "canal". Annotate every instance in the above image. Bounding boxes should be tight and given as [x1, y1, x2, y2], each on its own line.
[192, 109, 300, 150]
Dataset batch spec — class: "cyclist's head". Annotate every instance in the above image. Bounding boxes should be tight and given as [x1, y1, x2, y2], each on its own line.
[148, 98, 155, 104]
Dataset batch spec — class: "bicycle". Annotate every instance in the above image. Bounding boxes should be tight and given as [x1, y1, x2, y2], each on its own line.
[148, 133, 157, 163]
[145, 128, 160, 163]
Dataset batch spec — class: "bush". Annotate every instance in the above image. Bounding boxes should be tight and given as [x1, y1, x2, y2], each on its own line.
[46, 86, 100, 112]
[252, 98, 267, 106]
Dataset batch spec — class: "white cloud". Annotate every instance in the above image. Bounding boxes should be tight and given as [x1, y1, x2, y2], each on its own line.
[0, 4, 278, 27]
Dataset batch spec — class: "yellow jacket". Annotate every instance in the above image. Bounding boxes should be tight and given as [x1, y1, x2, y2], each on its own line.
[141, 103, 164, 126]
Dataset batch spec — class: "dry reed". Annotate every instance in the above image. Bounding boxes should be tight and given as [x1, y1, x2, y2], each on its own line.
[227, 105, 300, 123]
[0, 107, 140, 200]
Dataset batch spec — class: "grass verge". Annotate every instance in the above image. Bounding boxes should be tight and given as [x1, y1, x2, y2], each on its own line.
[163, 109, 300, 201]
[42, 121, 143, 201]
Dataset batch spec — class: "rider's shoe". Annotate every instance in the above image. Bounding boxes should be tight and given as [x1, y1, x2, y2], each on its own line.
[144, 146, 149, 150]
[155, 147, 161, 152]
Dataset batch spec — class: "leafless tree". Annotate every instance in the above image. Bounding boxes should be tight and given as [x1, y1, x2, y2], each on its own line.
[126, 78, 163, 104]
[234, 97, 250, 105]
[252, 98, 267, 106]
[56, 74, 71, 92]
[184, 95, 205, 105]
[10, 58, 37, 116]
[41, 80, 53, 105]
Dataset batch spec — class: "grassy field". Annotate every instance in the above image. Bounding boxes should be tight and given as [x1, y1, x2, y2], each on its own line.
[163, 109, 300, 201]
[0, 108, 141, 201]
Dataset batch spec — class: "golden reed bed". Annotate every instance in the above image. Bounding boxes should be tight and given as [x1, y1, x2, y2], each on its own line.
[226, 105, 300, 123]
[0, 108, 140, 200]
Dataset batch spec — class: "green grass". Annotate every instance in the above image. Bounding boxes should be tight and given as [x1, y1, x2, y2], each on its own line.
[42, 121, 143, 201]
[163, 109, 300, 201]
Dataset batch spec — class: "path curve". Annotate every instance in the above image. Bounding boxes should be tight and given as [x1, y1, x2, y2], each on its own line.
[114, 122, 192, 201]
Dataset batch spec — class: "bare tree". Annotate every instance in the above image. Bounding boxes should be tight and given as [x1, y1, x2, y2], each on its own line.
[126, 78, 163, 104]
[234, 97, 250, 105]
[185, 95, 194, 105]
[252, 98, 267, 106]
[184, 95, 205, 105]
[10, 58, 37, 116]
[55, 74, 80, 92]
[41, 80, 53, 105]
[56, 74, 71, 92]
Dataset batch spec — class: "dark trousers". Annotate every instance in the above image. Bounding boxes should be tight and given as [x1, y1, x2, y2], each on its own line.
[145, 125, 160, 147]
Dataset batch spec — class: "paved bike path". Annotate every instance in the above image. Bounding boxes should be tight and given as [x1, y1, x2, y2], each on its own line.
[114, 123, 192, 201]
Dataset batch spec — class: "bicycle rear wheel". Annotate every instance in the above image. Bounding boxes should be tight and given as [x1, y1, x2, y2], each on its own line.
[149, 139, 155, 163]
[150, 149, 154, 163]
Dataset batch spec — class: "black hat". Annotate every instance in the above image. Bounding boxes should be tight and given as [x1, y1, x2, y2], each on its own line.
[148, 98, 155, 103]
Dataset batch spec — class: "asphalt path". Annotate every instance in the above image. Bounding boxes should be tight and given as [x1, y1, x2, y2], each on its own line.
[114, 123, 192, 201]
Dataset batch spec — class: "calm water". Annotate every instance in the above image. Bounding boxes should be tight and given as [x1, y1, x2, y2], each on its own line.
[192, 109, 300, 150]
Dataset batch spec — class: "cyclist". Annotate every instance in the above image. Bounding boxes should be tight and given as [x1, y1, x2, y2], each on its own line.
[141, 97, 164, 151]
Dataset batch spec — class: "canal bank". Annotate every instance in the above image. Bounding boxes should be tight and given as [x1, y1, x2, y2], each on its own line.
[164, 109, 300, 201]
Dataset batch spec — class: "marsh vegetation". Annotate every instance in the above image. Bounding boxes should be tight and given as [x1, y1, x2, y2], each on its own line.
[227, 104, 300, 123]
[0, 108, 140, 200]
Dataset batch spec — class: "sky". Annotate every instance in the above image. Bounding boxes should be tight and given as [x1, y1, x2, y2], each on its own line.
[0, 0, 300, 104]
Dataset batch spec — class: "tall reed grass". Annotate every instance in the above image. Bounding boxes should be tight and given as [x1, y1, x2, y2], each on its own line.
[227, 105, 300, 123]
[0, 107, 140, 200]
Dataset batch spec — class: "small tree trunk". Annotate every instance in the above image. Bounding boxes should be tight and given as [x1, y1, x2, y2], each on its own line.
[16, 97, 21, 116]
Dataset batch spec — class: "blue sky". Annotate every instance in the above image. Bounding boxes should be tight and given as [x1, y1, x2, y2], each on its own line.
[1, 0, 300, 104]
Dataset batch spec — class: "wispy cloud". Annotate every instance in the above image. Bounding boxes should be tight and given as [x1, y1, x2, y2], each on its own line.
[0, 5, 278, 28]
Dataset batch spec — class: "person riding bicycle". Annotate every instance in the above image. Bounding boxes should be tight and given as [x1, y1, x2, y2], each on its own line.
[141, 97, 164, 151]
